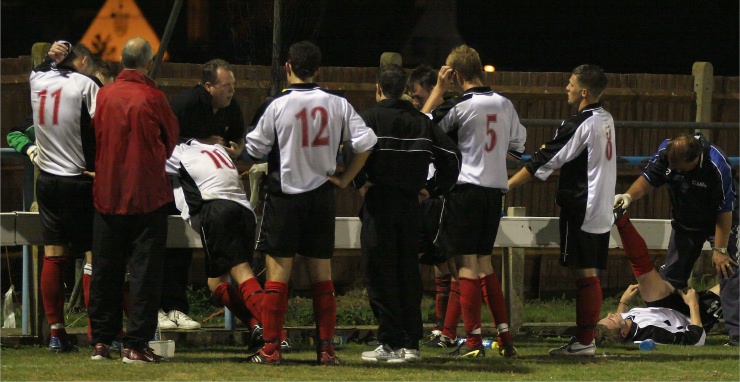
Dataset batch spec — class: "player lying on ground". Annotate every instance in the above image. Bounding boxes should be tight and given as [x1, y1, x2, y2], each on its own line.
[597, 212, 722, 346]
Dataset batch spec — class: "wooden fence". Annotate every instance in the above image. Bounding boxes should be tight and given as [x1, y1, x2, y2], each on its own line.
[2, 57, 738, 217]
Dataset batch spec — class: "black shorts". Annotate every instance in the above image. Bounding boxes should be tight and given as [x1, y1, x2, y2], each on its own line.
[437, 184, 503, 256]
[36, 171, 94, 252]
[647, 290, 722, 329]
[193, 200, 256, 278]
[558, 209, 609, 269]
[256, 182, 335, 259]
[418, 196, 449, 265]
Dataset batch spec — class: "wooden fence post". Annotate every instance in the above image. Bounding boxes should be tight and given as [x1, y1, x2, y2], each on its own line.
[692, 62, 713, 138]
[503, 207, 525, 333]
[691, 62, 713, 289]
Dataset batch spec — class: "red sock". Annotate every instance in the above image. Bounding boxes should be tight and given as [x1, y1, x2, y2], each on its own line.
[617, 214, 654, 277]
[442, 281, 461, 340]
[213, 282, 254, 326]
[239, 278, 264, 324]
[83, 272, 91, 340]
[41, 256, 67, 327]
[434, 274, 451, 331]
[575, 276, 602, 345]
[312, 280, 336, 355]
[482, 273, 513, 345]
[458, 277, 483, 348]
[262, 281, 288, 354]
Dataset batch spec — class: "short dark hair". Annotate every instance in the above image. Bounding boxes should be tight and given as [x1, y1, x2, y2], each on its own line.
[666, 134, 702, 165]
[60, 43, 92, 67]
[91, 56, 118, 82]
[407, 65, 437, 93]
[201, 59, 232, 85]
[288, 41, 321, 80]
[377, 64, 407, 99]
[572, 64, 608, 99]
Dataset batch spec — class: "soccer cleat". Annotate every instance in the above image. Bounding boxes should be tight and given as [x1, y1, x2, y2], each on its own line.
[548, 336, 596, 356]
[168, 310, 201, 330]
[448, 343, 485, 358]
[91, 343, 112, 360]
[247, 324, 264, 352]
[724, 335, 739, 347]
[498, 343, 518, 358]
[48, 336, 79, 353]
[122, 347, 163, 364]
[424, 334, 456, 348]
[317, 351, 340, 366]
[400, 348, 421, 361]
[280, 338, 292, 353]
[158, 310, 177, 330]
[613, 206, 627, 228]
[361, 344, 406, 363]
[246, 348, 282, 365]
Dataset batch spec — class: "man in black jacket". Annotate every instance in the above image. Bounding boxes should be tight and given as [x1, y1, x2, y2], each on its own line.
[350, 64, 461, 363]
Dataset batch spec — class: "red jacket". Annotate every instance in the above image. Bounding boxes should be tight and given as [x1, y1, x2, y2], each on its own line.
[93, 69, 179, 215]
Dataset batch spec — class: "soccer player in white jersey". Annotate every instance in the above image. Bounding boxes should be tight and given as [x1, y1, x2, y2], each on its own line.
[245, 41, 377, 365]
[597, 212, 720, 346]
[30, 41, 99, 353]
[508, 64, 616, 356]
[166, 137, 265, 343]
[421, 45, 525, 358]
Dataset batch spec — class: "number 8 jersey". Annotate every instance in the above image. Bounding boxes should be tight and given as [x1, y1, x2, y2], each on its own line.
[246, 83, 377, 194]
[30, 63, 99, 176]
[525, 103, 617, 233]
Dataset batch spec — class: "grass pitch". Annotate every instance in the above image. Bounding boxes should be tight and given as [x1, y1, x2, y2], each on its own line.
[2, 334, 737, 381]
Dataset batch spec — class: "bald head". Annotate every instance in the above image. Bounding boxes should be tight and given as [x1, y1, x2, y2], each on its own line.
[666, 134, 702, 172]
[121, 37, 153, 71]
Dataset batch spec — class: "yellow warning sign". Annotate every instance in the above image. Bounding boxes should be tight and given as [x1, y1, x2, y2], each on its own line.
[80, 0, 168, 62]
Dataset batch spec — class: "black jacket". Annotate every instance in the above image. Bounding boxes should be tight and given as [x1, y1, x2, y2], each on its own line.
[356, 98, 461, 197]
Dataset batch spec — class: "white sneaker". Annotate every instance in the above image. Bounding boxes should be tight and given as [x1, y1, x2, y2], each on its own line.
[400, 348, 421, 361]
[167, 310, 201, 330]
[361, 344, 406, 363]
[158, 309, 177, 330]
[548, 336, 595, 356]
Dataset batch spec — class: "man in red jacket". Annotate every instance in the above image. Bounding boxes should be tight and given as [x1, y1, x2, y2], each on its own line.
[88, 37, 179, 364]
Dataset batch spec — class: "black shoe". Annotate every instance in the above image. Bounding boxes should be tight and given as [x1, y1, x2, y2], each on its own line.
[425, 334, 456, 348]
[122, 347, 162, 364]
[724, 335, 739, 347]
[91, 343, 112, 360]
[448, 343, 485, 358]
[498, 343, 518, 358]
[613, 206, 627, 228]
[248, 324, 264, 352]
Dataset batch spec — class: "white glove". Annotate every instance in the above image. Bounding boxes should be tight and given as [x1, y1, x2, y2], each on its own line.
[614, 193, 632, 209]
[26, 145, 39, 165]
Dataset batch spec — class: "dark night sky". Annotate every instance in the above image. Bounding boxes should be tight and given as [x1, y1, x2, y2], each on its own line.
[2, 0, 738, 76]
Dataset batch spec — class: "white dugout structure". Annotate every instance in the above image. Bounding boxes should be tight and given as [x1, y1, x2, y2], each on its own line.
[0, 210, 709, 336]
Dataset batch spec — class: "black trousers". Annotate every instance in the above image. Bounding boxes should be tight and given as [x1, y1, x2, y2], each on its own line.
[361, 185, 423, 350]
[160, 201, 193, 313]
[89, 206, 167, 351]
